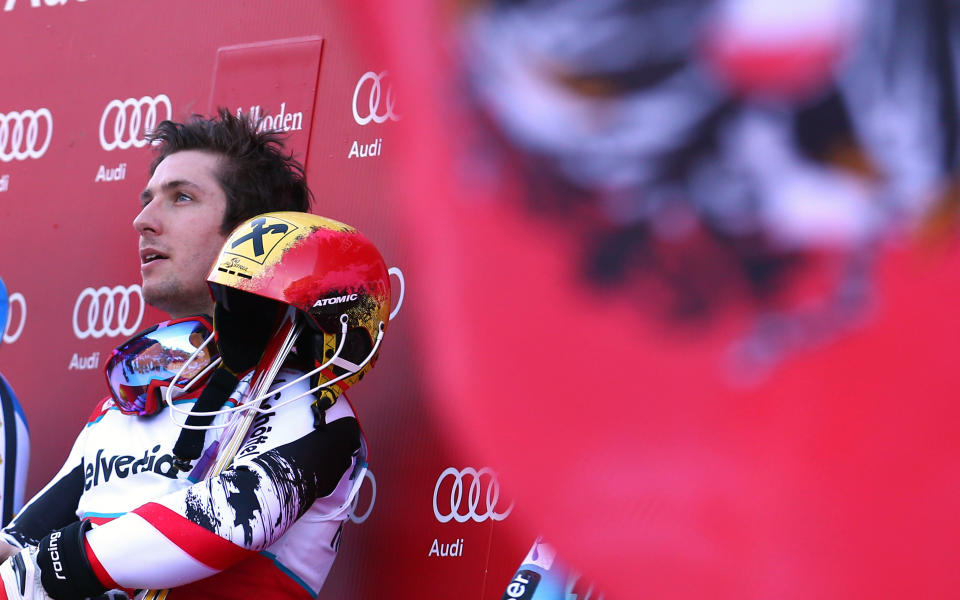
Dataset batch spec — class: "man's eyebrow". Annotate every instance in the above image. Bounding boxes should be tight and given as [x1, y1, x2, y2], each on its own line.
[140, 179, 203, 202]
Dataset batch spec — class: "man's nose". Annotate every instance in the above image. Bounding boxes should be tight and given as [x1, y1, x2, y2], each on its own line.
[133, 201, 158, 234]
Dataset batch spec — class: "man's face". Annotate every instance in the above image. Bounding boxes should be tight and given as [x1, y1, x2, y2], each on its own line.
[134, 150, 229, 318]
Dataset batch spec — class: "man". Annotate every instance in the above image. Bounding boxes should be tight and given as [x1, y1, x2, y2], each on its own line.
[0, 277, 30, 527]
[0, 111, 378, 599]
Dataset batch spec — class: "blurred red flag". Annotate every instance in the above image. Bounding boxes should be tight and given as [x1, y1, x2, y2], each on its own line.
[346, 1, 960, 597]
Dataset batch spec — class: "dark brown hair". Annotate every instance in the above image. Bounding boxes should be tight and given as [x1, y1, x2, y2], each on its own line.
[148, 108, 312, 233]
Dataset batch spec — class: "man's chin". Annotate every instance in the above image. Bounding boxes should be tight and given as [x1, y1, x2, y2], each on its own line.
[141, 284, 168, 312]
[142, 282, 213, 318]
[141, 281, 180, 313]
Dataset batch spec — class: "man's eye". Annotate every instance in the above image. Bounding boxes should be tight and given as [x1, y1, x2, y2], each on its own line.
[176, 193, 192, 203]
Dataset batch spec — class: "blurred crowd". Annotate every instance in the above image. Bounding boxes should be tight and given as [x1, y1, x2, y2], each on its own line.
[456, 0, 959, 378]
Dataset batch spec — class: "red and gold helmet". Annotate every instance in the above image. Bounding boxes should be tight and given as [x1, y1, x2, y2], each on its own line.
[207, 211, 391, 407]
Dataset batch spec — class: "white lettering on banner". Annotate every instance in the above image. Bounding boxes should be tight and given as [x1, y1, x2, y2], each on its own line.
[347, 138, 382, 159]
[99, 95, 171, 151]
[348, 469, 376, 524]
[0, 174, 8, 192]
[3, 0, 86, 13]
[352, 71, 399, 125]
[0, 108, 53, 162]
[433, 466, 514, 523]
[72, 284, 144, 339]
[428, 538, 464, 557]
[94, 163, 126, 182]
[236, 103, 304, 133]
[2, 292, 25, 344]
[68, 351, 100, 371]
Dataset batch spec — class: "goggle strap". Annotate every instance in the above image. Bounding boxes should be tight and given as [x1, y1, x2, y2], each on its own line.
[170, 368, 239, 468]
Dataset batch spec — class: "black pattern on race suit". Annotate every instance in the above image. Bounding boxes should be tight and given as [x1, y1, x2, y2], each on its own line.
[182, 417, 358, 548]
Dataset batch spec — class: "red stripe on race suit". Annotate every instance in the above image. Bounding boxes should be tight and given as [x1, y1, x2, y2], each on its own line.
[132, 502, 252, 571]
[166, 553, 314, 600]
[83, 537, 121, 590]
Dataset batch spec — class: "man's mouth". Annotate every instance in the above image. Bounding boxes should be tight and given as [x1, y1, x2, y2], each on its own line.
[141, 249, 169, 265]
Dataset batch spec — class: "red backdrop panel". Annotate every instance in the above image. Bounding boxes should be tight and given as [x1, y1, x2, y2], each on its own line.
[0, 2, 526, 598]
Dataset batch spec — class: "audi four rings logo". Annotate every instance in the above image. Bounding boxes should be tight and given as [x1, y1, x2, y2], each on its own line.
[352, 71, 399, 126]
[2, 292, 26, 344]
[433, 467, 514, 523]
[0, 108, 53, 162]
[72, 285, 145, 339]
[98, 95, 172, 151]
[348, 469, 377, 524]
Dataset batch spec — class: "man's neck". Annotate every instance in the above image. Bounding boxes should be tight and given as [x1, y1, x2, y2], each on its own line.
[165, 302, 215, 321]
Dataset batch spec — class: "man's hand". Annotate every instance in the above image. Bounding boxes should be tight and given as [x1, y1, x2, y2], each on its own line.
[0, 546, 51, 600]
[0, 522, 108, 600]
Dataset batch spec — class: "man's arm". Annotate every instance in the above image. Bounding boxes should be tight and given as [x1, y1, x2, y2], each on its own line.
[0, 409, 88, 599]
[84, 377, 362, 592]
[1, 414, 89, 550]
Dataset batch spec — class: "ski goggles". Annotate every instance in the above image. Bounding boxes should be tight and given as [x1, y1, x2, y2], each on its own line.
[105, 316, 220, 416]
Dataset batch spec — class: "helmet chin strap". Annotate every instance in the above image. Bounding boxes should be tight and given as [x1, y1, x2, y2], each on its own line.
[247, 316, 385, 416]
[164, 313, 385, 430]
[162, 310, 384, 477]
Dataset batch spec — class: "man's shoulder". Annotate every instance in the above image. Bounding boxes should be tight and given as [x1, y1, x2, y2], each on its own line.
[85, 396, 118, 426]
[266, 368, 359, 417]
[241, 369, 362, 442]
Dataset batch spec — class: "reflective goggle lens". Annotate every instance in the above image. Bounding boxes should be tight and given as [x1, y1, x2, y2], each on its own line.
[105, 317, 218, 416]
